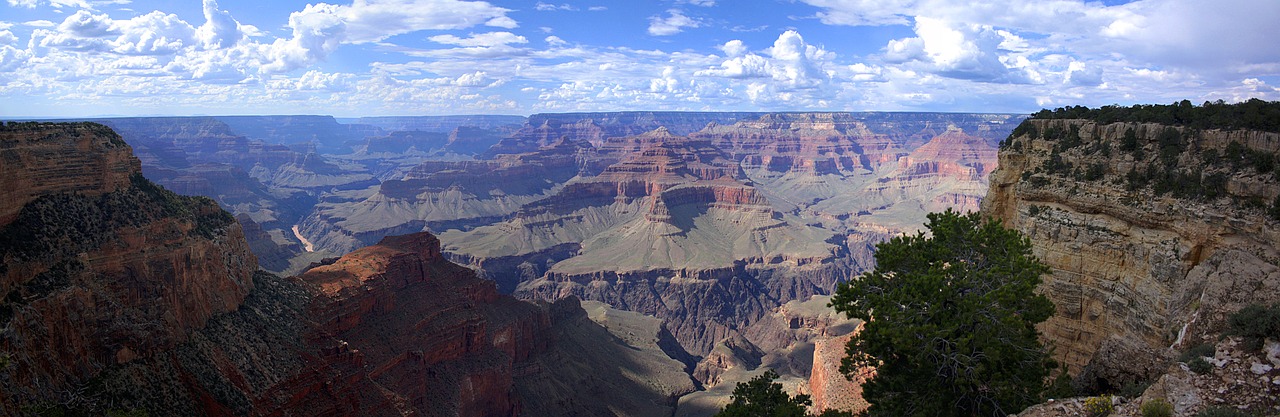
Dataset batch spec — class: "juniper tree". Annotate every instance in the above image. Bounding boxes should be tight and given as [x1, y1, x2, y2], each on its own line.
[831, 209, 1056, 417]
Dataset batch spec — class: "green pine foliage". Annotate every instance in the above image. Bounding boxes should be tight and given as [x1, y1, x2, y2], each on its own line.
[831, 209, 1056, 417]
[1031, 99, 1280, 133]
[1226, 303, 1280, 351]
[714, 370, 811, 417]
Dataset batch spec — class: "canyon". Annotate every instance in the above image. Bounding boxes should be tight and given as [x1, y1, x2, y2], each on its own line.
[9, 104, 1274, 416]
[0, 122, 692, 416]
[4, 112, 1021, 415]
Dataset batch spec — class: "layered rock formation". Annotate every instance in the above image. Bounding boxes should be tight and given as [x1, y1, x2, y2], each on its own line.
[296, 112, 1022, 371]
[983, 117, 1280, 391]
[0, 122, 694, 416]
[0, 122, 255, 409]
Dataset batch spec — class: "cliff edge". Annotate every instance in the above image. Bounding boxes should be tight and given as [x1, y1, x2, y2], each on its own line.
[982, 107, 1280, 392]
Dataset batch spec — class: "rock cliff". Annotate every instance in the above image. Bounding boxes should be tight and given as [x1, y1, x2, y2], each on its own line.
[0, 122, 693, 416]
[983, 116, 1280, 391]
[0, 122, 255, 410]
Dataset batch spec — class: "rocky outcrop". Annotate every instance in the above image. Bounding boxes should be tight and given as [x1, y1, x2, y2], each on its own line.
[0, 122, 138, 224]
[0, 122, 694, 416]
[982, 118, 1280, 389]
[1017, 336, 1279, 416]
[0, 122, 255, 409]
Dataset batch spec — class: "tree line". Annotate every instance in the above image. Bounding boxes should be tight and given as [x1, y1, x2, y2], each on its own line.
[1032, 98, 1280, 133]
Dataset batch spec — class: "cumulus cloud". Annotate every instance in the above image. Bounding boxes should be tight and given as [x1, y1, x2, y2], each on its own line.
[718, 39, 746, 57]
[196, 0, 245, 49]
[59, 10, 118, 38]
[697, 30, 834, 96]
[111, 11, 196, 55]
[1065, 61, 1102, 87]
[648, 9, 700, 36]
[883, 16, 1031, 83]
[0, 44, 31, 72]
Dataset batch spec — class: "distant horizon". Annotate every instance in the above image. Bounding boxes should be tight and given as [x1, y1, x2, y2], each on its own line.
[2, 0, 1278, 118]
[6, 109, 1045, 121]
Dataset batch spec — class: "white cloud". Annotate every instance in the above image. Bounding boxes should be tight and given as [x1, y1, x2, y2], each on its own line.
[0, 44, 31, 72]
[428, 31, 527, 47]
[686, 0, 715, 6]
[485, 16, 518, 29]
[453, 70, 490, 86]
[24, 20, 56, 28]
[7, 0, 130, 9]
[883, 16, 1031, 83]
[648, 9, 700, 36]
[766, 30, 834, 87]
[1064, 61, 1102, 87]
[800, 0, 915, 26]
[298, 0, 517, 44]
[58, 10, 117, 37]
[535, 2, 577, 11]
[195, 0, 244, 49]
[111, 11, 195, 55]
[696, 53, 770, 78]
[545, 35, 566, 47]
[0, 30, 18, 45]
[258, 3, 346, 74]
[719, 39, 746, 57]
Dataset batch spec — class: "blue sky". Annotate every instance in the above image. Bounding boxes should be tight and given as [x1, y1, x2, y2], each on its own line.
[1, 0, 1278, 117]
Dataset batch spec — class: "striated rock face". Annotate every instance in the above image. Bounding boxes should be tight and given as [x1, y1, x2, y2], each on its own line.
[0, 122, 693, 416]
[301, 138, 586, 255]
[810, 332, 871, 414]
[982, 118, 1280, 390]
[0, 122, 138, 225]
[0, 122, 256, 409]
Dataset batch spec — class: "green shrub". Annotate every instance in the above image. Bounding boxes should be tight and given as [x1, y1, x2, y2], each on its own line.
[1226, 303, 1280, 351]
[1084, 395, 1114, 417]
[1188, 357, 1213, 374]
[1119, 380, 1151, 399]
[1193, 406, 1251, 417]
[1178, 343, 1215, 363]
[1141, 398, 1173, 417]
[1044, 371, 1076, 400]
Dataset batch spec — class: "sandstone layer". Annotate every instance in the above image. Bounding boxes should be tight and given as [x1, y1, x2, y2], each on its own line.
[982, 118, 1280, 390]
[0, 122, 693, 416]
[0, 122, 256, 409]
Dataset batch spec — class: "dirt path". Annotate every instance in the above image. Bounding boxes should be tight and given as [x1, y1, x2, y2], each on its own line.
[292, 225, 315, 252]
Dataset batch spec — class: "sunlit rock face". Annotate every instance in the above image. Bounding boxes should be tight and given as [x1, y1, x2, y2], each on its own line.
[0, 122, 692, 416]
[0, 122, 256, 409]
[332, 111, 1023, 359]
[983, 118, 1280, 390]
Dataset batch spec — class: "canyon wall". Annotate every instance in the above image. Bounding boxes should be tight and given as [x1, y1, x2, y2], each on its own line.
[0, 122, 691, 416]
[0, 122, 256, 409]
[982, 118, 1280, 390]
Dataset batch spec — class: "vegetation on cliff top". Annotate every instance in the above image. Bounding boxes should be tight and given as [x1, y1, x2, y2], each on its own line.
[1029, 98, 1280, 133]
[0, 173, 235, 327]
[714, 370, 855, 417]
[831, 210, 1056, 417]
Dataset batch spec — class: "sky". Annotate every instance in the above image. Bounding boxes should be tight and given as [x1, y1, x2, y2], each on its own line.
[1, 0, 1278, 117]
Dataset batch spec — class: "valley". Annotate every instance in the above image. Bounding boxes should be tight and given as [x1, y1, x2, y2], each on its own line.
[4, 102, 1277, 416]
[16, 111, 1020, 414]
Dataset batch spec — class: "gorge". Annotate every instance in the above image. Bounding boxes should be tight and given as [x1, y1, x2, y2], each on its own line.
[2, 101, 1277, 416]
